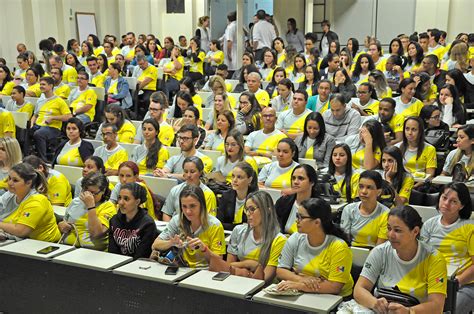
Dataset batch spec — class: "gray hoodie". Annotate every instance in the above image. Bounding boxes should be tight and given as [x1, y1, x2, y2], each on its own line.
[322, 107, 361, 141]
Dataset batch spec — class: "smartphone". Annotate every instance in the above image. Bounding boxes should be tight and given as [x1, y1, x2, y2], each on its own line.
[165, 265, 179, 275]
[37, 246, 60, 255]
[212, 272, 230, 281]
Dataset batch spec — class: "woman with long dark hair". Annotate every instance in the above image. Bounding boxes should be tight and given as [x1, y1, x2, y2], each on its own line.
[328, 143, 359, 203]
[108, 182, 158, 259]
[434, 84, 466, 127]
[276, 198, 353, 297]
[345, 119, 386, 170]
[130, 119, 169, 175]
[235, 91, 262, 136]
[379, 146, 414, 206]
[275, 164, 320, 234]
[396, 116, 437, 181]
[217, 161, 259, 231]
[442, 125, 474, 177]
[294, 112, 335, 168]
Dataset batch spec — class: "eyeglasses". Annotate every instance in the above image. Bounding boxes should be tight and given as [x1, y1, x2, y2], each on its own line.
[102, 132, 115, 137]
[262, 114, 275, 119]
[149, 107, 162, 112]
[429, 115, 441, 120]
[295, 212, 313, 221]
[244, 205, 259, 214]
[177, 136, 193, 142]
[86, 189, 102, 196]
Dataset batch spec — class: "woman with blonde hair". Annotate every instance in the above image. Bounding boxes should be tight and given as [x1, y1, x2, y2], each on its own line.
[0, 137, 22, 195]
[196, 16, 211, 53]
[205, 92, 232, 131]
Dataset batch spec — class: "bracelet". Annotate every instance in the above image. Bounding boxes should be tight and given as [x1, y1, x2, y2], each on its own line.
[87, 206, 96, 211]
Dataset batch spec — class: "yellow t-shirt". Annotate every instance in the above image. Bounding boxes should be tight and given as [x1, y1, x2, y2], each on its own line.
[0, 110, 16, 138]
[103, 147, 128, 171]
[0, 81, 15, 96]
[165, 56, 185, 81]
[400, 144, 437, 176]
[90, 73, 106, 88]
[35, 96, 71, 130]
[398, 174, 415, 202]
[26, 83, 41, 97]
[136, 146, 169, 175]
[334, 172, 360, 203]
[189, 51, 206, 75]
[93, 46, 104, 56]
[70, 89, 97, 121]
[352, 146, 382, 170]
[387, 113, 404, 134]
[63, 66, 78, 85]
[54, 83, 71, 99]
[3, 193, 61, 242]
[57, 145, 83, 167]
[158, 123, 175, 146]
[117, 121, 136, 144]
[9, 102, 35, 119]
[138, 65, 158, 91]
[255, 89, 270, 107]
[64, 201, 117, 250]
[107, 80, 119, 95]
[48, 169, 72, 206]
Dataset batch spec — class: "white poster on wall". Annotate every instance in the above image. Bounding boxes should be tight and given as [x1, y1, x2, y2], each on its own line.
[76, 12, 97, 43]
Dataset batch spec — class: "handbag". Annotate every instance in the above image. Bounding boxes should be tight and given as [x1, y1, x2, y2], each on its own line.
[425, 129, 451, 151]
[58, 223, 82, 247]
[376, 287, 420, 307]
[452, 161, 468, 183]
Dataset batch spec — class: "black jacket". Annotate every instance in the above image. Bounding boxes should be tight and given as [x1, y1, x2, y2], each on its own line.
[52, 139, 94, 168]
[275, 191, 320, 233]
[319, 30, 339, 52]
[108, 209, 158, 260]
[217, 190, 247, 231]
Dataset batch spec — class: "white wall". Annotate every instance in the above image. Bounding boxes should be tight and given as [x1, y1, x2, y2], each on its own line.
[273, 0, 305, 40]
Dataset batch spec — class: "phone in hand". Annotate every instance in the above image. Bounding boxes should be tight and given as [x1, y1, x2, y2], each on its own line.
[165, 265, 179, 275]
[37, 246, 60, 255]
[212, 272, 230, 281]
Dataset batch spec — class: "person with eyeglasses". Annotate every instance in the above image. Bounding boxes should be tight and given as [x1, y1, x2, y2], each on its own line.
[210, 190, 286, 283]
[58, 172, 116, 250]
[215, 130, 257, 184]
[420, 182, 474, 313]
[349, 82, 379, 117]
[0, 163, 61, 242]
[93, 123, 128, 176]
[154, 125, 213, 180]
[152, 185, 226, 268]
[340, 170, 389, 248]
[244, 106, 287, 168]
[133, 91, 174, 146]
[276, 198, 353, 297]
[67, 70, 98, 124]
[162, 157, 217, 221]
[419, 105, 450, 132]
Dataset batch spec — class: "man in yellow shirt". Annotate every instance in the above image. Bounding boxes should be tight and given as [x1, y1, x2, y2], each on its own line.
[247, 71, 270, 108]
[49, 55, 77, 86]
[86, 57, 106, 88]
[50, 68, 71, 99]
[133, 54, 158, 119]
[68, 71, 98, 123]
[31, 77, 72, 162]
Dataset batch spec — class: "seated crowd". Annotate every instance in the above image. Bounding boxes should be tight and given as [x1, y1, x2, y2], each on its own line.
[0, 15, 473, 313]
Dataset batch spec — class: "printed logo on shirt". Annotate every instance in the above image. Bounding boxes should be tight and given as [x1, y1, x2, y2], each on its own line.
[435, 277, 444, 283]
[364, 262, 372, 269]
[336, 266, 345, 273]
[23, 212, 31, 218]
